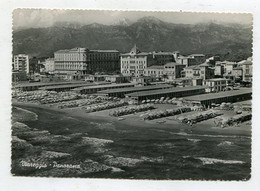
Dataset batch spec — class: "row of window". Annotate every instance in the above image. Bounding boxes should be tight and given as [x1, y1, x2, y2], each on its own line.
[88, 53, 118, 59]
[55, 53, 85, 61]
[55, 64, 84, 70]
[122, 65, 146, 69]
[121, 60, 146, 64]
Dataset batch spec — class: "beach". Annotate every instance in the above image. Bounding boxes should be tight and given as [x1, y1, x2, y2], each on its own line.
[11, 101, 251, 180]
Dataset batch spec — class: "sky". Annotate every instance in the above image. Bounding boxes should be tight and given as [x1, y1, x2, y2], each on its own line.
[13, 9, 252, 30]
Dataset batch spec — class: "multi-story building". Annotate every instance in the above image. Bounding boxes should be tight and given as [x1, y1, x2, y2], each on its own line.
[214, 64, 224, 77]
[217, 61, 238, 75]
[188, 54, 206, 64]
[183, 62, 214, 80]
[164, 62, 185, 81]
[240, 58, 252, 82]
[204, 78, 228, 93]
[120, 45, 149, 77]
[121, 45, 183, 77]
[232, 67, 243, 81]
[176, 54, 206, 67]
[177, 56, 197, 67]
[144, 65, 164, 77]
[86, 50, 120, 74]
[54, 47, 87, 76]
[13, 54, 29, 74]
[44, 58, 55, 73]
[151, 51, 176, 66]
[206, 56, 220, 66]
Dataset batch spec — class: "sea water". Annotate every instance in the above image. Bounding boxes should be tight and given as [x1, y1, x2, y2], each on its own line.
[11, 105, 251, 180]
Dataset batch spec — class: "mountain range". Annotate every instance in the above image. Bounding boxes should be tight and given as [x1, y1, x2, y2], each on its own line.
[13, 16, 252, 61]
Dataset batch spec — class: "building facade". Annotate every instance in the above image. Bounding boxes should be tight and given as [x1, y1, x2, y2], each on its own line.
[120, 45, 149, 77]
[54, 48, 87, 75]
[144, 65, 164, 77]
[164, 62, 185, 80]
[176, 54, 205, 67]
[177, 56, 197, 67]
[13, 54, 30, 74]
[86, 50, 120, 74]
[204, 78, 228, 93]
[214, 64, 224, 77]
[44, 58, 55, 73]
[188, 54, 206, 65]
[183, 62, 214, 80]
[150, 52, 176, 66]
[232, 67, 243, 81]
[240, 59, 253, 82]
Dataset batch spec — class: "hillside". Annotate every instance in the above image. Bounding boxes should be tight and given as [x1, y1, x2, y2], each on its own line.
[13, 16, 252, 61]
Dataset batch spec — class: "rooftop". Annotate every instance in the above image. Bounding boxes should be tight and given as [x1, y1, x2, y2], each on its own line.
[14, 81, 89, 88]
[39, 83, 93, 90]
[98, 84, 173, 94]
[55, 48, 86, 53]
[90, 50, 119, 53]
[199, 62, 212, 67]
[164, 62, 183, 67]
[130, 44, 141, 54]
[189, 54, 205, 57]
[153, 52, 174, 55]
[239, 60, 252, 65]
[185, 65, 201, 70]
[126, 86, 206, 97]
[185, 88, 252, 101]
[73, 83, 136, 91]
[120, 52, 149, 56]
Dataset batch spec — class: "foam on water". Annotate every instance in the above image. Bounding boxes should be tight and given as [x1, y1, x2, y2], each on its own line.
[13, 107, 38, 121]
[217, 141, 233, 147]
[183, 156, 244, 165]
[81, 137, 114, 146]
[171, 132, 250, 139]
[196, 157, 245, 165]
[187, 138, 201, 143]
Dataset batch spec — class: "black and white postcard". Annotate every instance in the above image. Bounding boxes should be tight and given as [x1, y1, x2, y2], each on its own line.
[1, 1, 260, 191]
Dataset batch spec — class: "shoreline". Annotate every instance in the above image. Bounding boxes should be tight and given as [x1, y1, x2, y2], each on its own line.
[12, 101, 251, 137]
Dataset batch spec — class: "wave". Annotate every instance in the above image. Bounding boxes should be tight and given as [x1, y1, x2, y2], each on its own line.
[81, 137, 114, 147]
[171, 132, 250, 139]
[217, 141, 233, 147]
[89, 121, 116, 131]
[12, 107, 38, 122]
[196, 157, 245, 165]
[183, 156, 244, 165]
[187, 138, 201, 143]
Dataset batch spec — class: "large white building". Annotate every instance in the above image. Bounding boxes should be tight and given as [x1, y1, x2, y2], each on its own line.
[13, 54, 29, 74]
[204, 78, 228, 93]
[239, 57, 253, 82]
[120, 45, 148, 77]
[44, 58, 55, 73]
[54, 47, 87, 75]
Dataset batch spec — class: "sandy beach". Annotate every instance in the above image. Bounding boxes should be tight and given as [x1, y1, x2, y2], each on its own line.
[12, 100, 251, 136]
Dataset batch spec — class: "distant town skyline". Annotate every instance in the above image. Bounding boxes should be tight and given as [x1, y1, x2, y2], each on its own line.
[13, 9, 252, 30]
